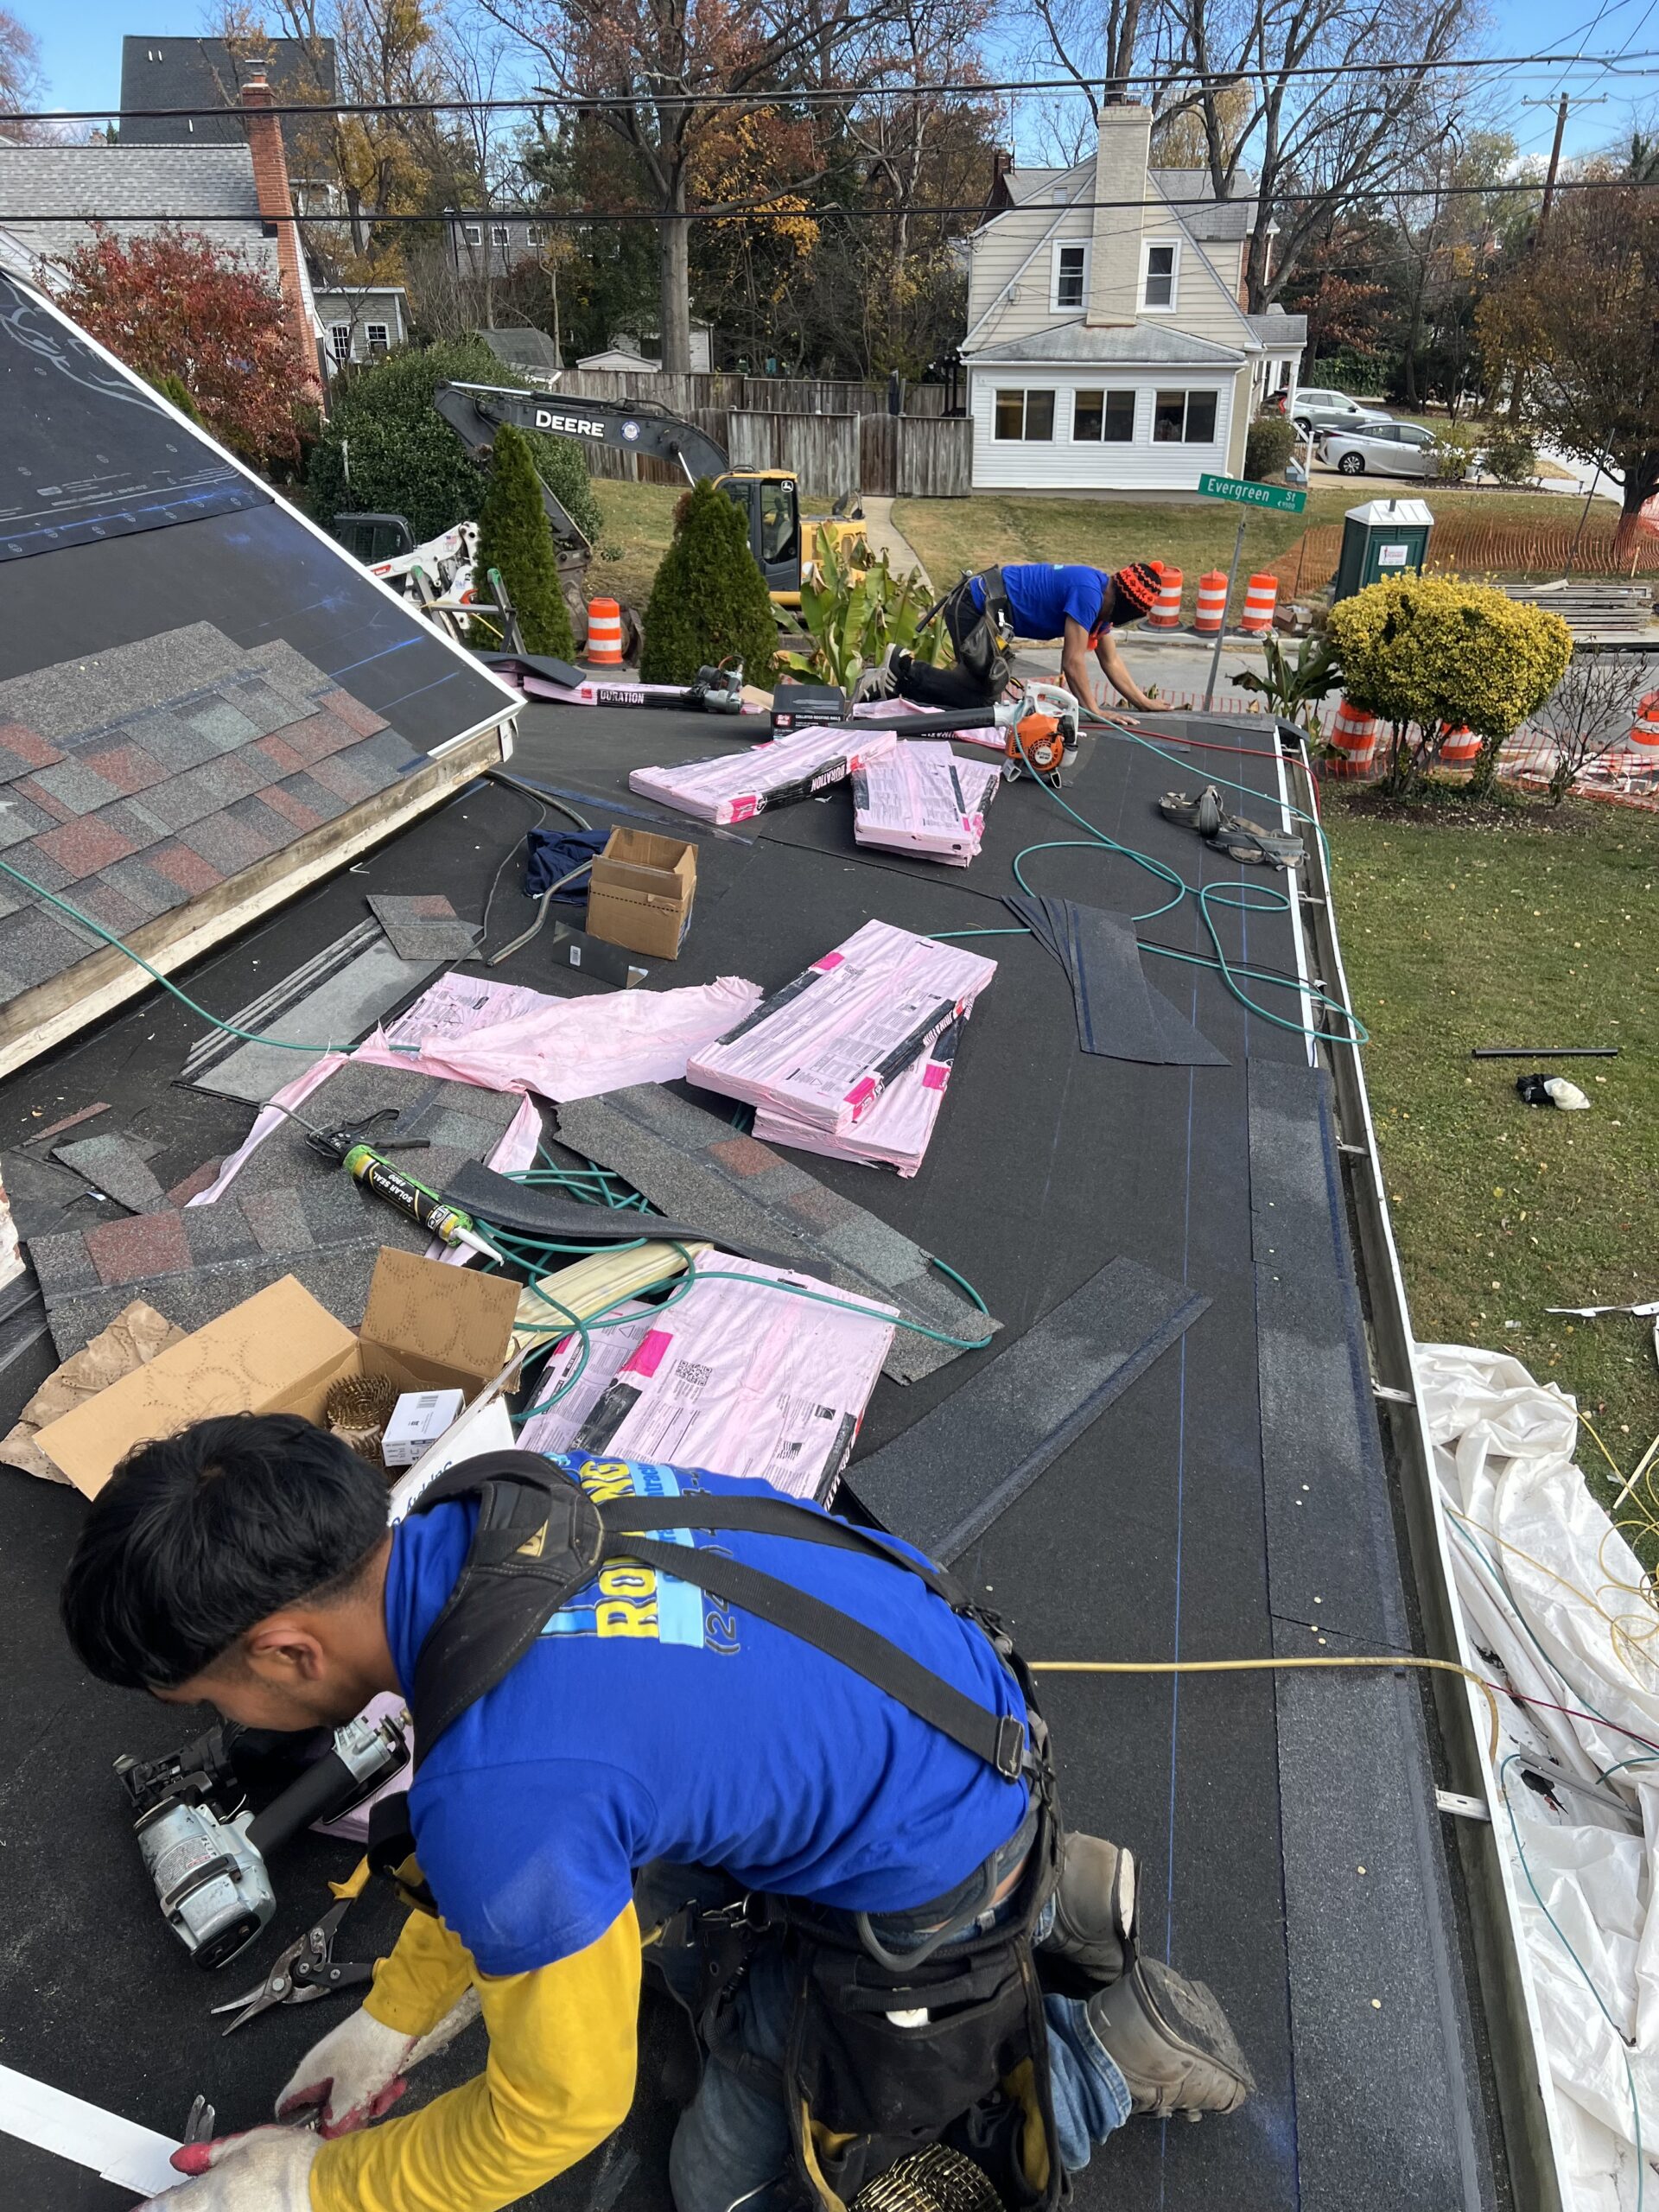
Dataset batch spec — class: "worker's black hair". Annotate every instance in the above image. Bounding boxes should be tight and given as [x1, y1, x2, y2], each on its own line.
[60, 1414, 390, 1691]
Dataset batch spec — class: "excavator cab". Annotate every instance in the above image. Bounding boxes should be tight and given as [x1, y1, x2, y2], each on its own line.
[716, 473, 802, 599]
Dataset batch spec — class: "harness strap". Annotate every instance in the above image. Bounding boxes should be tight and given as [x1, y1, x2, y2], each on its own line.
[606, 1535, 1027, 1780]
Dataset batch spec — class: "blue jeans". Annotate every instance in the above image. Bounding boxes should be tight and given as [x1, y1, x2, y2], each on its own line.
[637, 1852, 1132, 2212]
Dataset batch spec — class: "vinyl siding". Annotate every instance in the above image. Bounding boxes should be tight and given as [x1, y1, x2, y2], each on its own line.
[1143, 231, 1258, 347]
[969, 368, 1234, 493]
[964, 197, 1093, 349]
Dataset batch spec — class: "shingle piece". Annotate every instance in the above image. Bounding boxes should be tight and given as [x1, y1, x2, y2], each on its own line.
[0, 906, 102, 986]
[167, 1158, 225, 1207]
[225, 795, 302, 859]
[261, 784, 323, 833]
[305, 753, 375, 804]
[367, 893, 481, 961]
[0, 793, 60, 849]
[0, 621, 248, 739]
[174, 811, 274, 874]
[29, 759, 121, 816]
[67, 879, 149, 937]
[0, 721, 64, 774]
[277, 771, 349, 823]
[138, 766, 225, 832]
[181, 1200, 261, 1265]
[94, 798, 175, 848]
[32, 815, 138, 876]
[124, 710, 222, 774]
[148, 842, 223, 895]
[8, 776, 74, 825]
[2, 843, 75, 894]
[83, 743, 168, 797]
[555, 1086, 996, 1385]
[321, 689, 390, 738]
[84, 1209, 192, 1286]
[100, 855, 190, 919]
[280, 710, 365, 765]
[241, 1186, 314, 1254]
[25, 1229, 100, 1298]
[222, 679, 306, 739]
[53, 1133, 169, 1214]
[186, 699, 260, 753]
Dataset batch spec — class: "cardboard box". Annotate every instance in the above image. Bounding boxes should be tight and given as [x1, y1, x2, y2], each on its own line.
[585, 826, 696, 960]
[383, 1387, 465, 1468]
[38, 1249, 521, 1498]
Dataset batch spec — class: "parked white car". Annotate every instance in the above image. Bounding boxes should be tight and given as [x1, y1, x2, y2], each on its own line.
[1318, 422, 1440, 479]
[1289, 387, 1394, 435]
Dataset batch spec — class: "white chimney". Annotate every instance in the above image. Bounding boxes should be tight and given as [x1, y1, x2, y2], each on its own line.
[1087, 101, 1152, 326]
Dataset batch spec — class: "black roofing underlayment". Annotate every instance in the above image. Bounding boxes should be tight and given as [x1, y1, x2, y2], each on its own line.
[0, 713, 1502, 2211]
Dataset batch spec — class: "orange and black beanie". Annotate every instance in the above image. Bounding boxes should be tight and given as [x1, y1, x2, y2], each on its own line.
[1110, 562, 1163, 620]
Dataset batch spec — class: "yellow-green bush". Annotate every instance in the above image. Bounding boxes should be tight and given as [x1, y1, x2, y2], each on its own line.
[1326, 574, 1571, 791]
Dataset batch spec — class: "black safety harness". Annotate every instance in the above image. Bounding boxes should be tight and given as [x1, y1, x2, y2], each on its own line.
[918, 567, 1017, 696]
[368, 1451, 1065, 2209]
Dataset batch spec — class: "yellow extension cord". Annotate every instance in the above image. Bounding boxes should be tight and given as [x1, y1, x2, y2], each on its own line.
[1028, 1655, 1504, 1764]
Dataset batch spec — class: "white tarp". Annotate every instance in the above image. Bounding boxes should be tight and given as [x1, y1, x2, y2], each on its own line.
[1420, 1343, 1659, 2210]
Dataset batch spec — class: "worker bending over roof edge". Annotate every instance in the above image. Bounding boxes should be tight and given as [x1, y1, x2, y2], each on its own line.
[61, 1414, 1252, 2212]
[855, 562, 1165, 720]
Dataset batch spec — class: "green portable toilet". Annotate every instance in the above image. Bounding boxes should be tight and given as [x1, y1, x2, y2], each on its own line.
[1333, 498, 1434, 602]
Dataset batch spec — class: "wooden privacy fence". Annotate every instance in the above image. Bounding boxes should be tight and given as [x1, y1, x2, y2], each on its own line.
[543, 366, 952, 417]
[579, 403, 972, 499]
[1268, 516, 1659, 598]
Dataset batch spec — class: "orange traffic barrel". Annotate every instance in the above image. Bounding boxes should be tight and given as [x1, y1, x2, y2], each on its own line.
[1194, 570, 1228, 634]
[1629, 691, 1659, 749]
[1240, 573, 1278, 635]
[586, 597, 624, 664]
[1325, 698, 1378, 778]
[1439, 721, 1480, 765]
[1147, 567, 1184, 628]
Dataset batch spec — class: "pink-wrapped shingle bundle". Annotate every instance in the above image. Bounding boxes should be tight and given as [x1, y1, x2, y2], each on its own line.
[852, 742, 1001, 866]
[628, 724, 898, 824]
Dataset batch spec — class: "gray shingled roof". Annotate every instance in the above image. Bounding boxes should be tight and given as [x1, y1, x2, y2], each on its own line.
[475, 327, 564, 373]
[967, 319, 1245, 367]
[1150, 169, 1259, 241]
[1001, 163, 1086, 207]
[1248, 308, 1308, 346]
[119, 35, 334, 157]
[0, 146, 278, 284]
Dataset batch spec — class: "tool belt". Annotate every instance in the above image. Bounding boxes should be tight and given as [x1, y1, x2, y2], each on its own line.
[365, 1451, 1065, 2205]
[918, 569, 1014, 697]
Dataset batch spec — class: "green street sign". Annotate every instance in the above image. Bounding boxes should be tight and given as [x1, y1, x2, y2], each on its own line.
[1198, 472, 1306, 514]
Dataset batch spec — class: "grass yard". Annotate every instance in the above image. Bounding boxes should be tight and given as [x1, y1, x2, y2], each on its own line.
[588, 480, 683, 609]
[1324, 789, 1659, 1519]
[892, 486, 1595, 607]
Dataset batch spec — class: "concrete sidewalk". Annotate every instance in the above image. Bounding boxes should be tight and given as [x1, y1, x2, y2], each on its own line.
[859, 496, 933, 589]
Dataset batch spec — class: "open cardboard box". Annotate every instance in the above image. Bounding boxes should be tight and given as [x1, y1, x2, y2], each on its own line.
[585, 825, 696, 960]
[39, 1249, 522, 1499]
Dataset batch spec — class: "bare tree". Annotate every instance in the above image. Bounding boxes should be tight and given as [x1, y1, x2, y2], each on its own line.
[1025, 0, 1478, 310]
[1530, 650, 1659, 804]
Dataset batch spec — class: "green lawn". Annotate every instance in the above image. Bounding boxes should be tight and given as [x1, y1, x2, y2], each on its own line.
[587, 480, 683, 610]
[891, 486, 1586, 610]
[1324, 790, 1659, 1516]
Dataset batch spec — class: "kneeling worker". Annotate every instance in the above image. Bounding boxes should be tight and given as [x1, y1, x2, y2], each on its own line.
[856, 561, 1166, 719]
[65, 1416, 1252, 2212]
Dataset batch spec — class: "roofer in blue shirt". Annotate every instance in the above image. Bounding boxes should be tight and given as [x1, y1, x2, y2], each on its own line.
[61, 1417, 1252, 2212]
[855, 560, 1165, 719]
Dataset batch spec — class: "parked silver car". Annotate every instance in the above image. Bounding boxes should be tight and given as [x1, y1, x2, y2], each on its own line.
[1289, 386, 1394, 435]
[1318, 421, 1440, 478]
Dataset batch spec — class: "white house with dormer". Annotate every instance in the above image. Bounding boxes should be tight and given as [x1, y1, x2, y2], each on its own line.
[960, 101, 1306, 493]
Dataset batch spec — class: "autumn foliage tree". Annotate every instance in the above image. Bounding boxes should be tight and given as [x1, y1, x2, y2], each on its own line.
[1479, 168, 1659, 541]
[54, 228, 313, 469]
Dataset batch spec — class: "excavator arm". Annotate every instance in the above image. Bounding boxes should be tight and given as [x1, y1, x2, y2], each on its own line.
[433, 380, 732, 554]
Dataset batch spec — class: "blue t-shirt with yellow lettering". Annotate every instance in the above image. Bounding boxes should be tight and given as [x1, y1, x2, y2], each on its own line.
[384, 1452, 1030, 1976]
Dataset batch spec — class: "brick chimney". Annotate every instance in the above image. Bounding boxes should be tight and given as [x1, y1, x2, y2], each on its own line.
[239, 56, 320, 389]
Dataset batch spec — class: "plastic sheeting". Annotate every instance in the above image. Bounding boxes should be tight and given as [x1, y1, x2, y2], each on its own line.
[1420, 1344, 1659, 2210]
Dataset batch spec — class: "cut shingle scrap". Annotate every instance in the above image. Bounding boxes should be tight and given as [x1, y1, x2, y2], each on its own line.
[368, 893, 481, 963]
[52, 1133, 169, 1215]
[555, 1085, 997, 1386]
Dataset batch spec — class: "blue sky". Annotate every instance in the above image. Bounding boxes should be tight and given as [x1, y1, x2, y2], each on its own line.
[17, 0, 1653, 163]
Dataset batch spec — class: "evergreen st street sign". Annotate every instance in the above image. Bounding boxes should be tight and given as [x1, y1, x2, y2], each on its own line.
[1198, 472, 1306, 513]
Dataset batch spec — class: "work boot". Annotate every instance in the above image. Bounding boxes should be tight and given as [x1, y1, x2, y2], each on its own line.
[1085, 1955, 1255, 2120]
[1041, 1831, 1137, 1986]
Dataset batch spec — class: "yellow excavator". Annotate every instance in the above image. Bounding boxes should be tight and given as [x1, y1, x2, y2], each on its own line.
[330, 382, 866, 624]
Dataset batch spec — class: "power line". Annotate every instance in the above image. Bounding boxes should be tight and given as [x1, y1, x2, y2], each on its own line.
[4, 45, 1659, 128]
[9, 170, 1655, 230]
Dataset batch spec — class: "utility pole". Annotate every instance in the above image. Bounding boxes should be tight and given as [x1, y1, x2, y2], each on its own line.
[1540, 93, 1569, 226]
